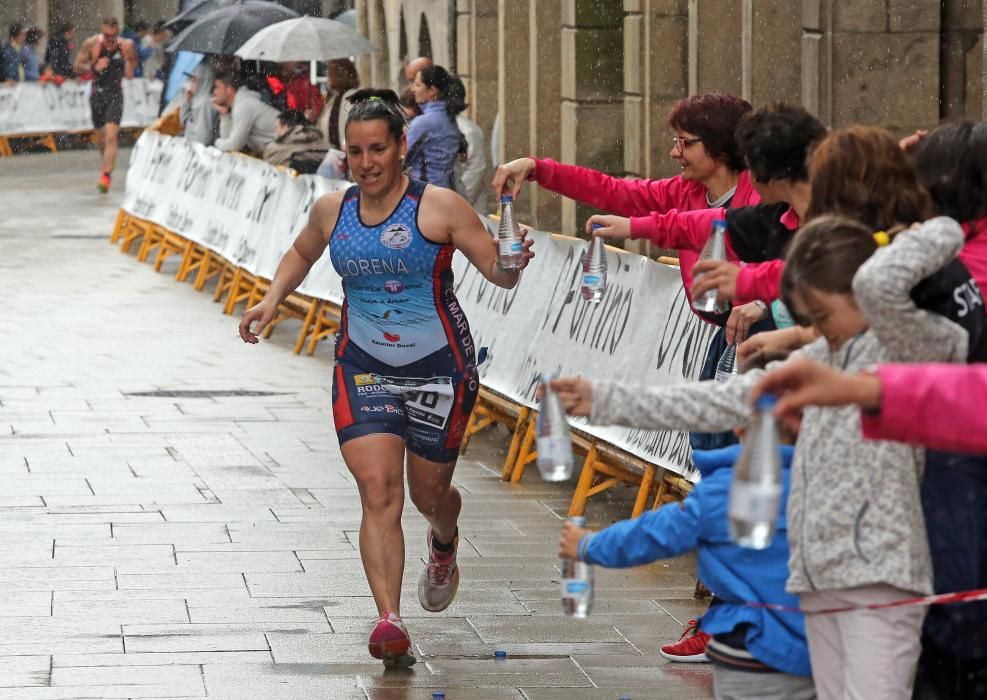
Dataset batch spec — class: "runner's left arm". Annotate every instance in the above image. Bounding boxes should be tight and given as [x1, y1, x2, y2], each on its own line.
[433, 186, 534, 289]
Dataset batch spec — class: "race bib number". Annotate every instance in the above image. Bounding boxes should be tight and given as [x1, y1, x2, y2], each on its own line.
[373, 375, 456, 430]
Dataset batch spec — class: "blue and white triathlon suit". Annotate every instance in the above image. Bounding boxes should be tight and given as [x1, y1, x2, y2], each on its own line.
[329, 178, 479, 462]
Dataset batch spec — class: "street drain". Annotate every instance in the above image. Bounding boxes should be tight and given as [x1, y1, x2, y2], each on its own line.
[124, 390, 292, 398]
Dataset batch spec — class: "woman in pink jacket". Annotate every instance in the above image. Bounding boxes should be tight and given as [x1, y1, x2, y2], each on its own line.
[492, 92, 759, 320]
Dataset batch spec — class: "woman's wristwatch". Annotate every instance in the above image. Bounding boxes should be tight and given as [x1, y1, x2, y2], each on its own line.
[751, 299, 769, 317]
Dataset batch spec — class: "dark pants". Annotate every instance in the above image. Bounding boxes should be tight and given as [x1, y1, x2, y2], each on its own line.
[914, 450, 987, 699]
[689, 317, 776, 452]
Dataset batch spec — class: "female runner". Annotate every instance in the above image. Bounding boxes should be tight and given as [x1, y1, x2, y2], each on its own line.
[240, 89, 534, 667]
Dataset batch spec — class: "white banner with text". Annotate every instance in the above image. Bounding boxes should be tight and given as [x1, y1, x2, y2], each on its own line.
[0, 79, 163, 136]
[122, 131, 715, 479]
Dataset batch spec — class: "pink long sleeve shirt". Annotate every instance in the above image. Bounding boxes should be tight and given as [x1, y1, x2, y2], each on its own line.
[861, 363, 987, 454]
[530, 158, 760, 304]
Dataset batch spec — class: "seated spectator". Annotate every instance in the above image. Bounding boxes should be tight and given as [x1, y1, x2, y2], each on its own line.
[45, 22, 75, 78]
[181, 59, 220, 146]
[263, 109, 329, 174]
[1, 23, 27, 83]
[211, 69, 278, 154]
[23, 27, 43, 81]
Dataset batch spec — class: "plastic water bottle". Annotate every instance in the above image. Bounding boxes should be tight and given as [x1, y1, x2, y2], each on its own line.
[536, 373, 574, 481]
[561, 516, 594, 617]
[581, 229, 607, 303]
[714, 343, 739, 382]
[497, 194, 524, 270]
[728, 393, 783, 549]
[692, 219, 729, 314]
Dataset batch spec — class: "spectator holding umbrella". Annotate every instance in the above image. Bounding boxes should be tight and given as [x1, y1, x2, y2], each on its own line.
[45, 22, 75, 78]
[263, 109, 328, 173]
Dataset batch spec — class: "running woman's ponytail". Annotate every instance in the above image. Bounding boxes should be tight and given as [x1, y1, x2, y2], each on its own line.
[346, 89, 407, 142]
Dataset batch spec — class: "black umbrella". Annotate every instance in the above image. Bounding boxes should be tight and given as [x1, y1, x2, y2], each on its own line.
[163, 0, 240, 33]
[166, 1, 300, 55]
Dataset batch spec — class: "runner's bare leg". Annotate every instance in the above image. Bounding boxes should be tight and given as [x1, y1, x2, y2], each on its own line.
[102, 123, 119, 174]
[341, 434, 407, 616]
[407, 453, 460, 544]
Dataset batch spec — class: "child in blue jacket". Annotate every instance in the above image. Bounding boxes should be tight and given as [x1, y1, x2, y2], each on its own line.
[559, 444, 814, 700]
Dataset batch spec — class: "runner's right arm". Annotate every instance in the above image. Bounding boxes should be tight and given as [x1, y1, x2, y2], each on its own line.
[72, 37, 96, 75]
[239, 192, 342, 343]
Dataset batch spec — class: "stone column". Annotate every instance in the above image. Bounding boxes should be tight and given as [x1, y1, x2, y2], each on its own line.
[623, 0, 687, 255]
[527, 0, 563, 231]
[559, 0, 623, 235]
[497, 0, 532, 219]
[941, 0, 984, 120]
[802, 0, 939, 134]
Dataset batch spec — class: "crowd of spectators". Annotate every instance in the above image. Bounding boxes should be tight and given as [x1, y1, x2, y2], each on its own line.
[2, 19, 167, 86]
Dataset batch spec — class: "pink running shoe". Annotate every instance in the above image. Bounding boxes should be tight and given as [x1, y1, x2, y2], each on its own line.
[418, 528, 460, 612]
[368, 611, 416, 668]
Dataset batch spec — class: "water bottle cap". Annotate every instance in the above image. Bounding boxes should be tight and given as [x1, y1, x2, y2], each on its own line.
[432, 693, 445, 700]
[568, 515, 587, 527]
[500, 193, 513, 203]
[712, 218, 727, 231]
[494, 650, 507, 658]
[756, 393, 778, 412]
[591, 223, 603, 230]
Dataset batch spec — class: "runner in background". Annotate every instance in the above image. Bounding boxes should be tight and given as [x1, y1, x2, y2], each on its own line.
[239, 89, 533, 669]
[73, 17, 136, 193]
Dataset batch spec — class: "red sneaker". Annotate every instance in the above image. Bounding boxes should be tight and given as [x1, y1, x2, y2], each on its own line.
[97, 171, 111, 193]
[368, 611, 416, 668]
[659, 619, 710, 663]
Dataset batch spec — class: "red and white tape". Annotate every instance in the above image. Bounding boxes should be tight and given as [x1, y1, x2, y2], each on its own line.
[748, 586, 987, 615]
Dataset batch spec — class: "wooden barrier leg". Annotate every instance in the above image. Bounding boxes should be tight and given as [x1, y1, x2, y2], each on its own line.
[510, 420, 537, 484]
[460, 406, 483, 455]
[568, 444, 599, 516]
[176, 241, 196, 281]
[651, 479, 669, 510]
[502, 407, 530, 480]
[294, 299, 320, 354]
[214, 264, 233, 302]
[193, 251, 213, 291]
[631, 464, 657, 518]
[110, 210, 127, 244]
[223, 269, 244, 315]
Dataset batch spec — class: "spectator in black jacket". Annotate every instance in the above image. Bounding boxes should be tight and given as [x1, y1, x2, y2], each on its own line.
[44, 22, 75, 78]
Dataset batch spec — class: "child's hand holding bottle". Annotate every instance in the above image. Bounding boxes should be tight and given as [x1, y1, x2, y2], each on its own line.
[559, 520, 588, 560]
[548, 378, 593, 417]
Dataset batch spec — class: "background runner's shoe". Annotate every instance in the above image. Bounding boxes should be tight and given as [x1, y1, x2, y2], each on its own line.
[97, 172, 111, 193]
[659, 619, 710, 662]
[418, 529, 460, 612]
[368, 611, 414, 664]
